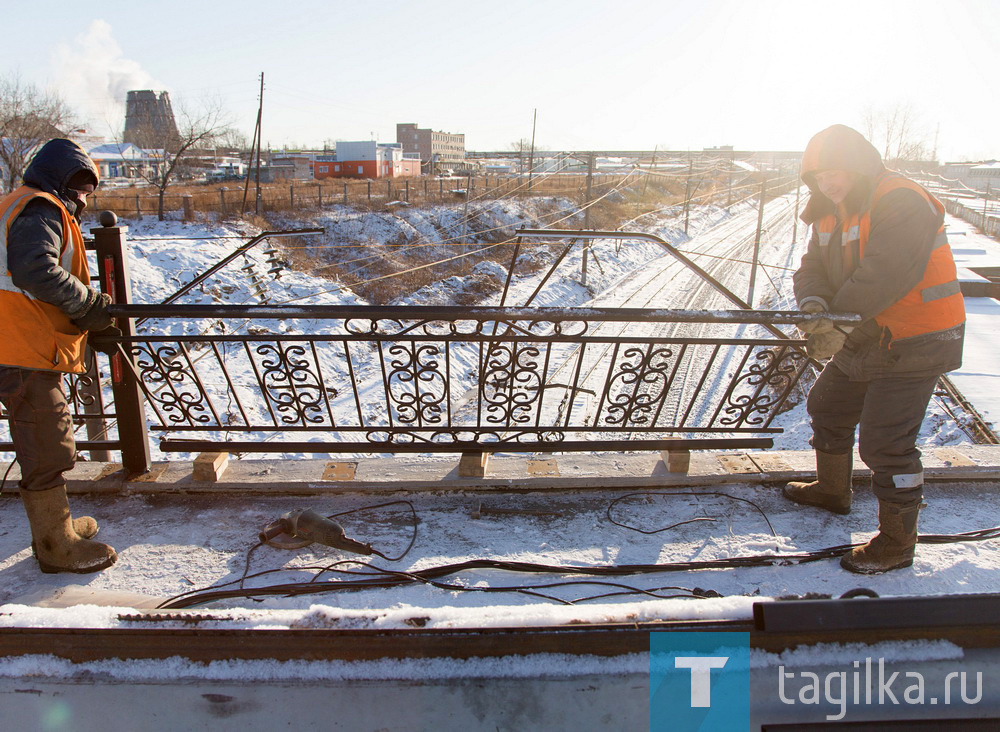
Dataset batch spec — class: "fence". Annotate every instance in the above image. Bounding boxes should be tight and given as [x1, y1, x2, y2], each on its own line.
[1, 221, 859, 475]
[942, 196, 1000, 239]
[89, 174, 631, 220]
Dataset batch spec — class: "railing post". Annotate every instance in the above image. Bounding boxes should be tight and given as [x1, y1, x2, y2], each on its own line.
[219, 187, 228, 216]
[78, 352, 111, 462]
[92, 211, 151, 476]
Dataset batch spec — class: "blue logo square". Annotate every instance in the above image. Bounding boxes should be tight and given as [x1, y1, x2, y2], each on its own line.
[650, 631, 758, 732]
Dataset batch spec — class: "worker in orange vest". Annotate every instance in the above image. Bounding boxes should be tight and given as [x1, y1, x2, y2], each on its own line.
[0, 138, 118, 573]
[785, 124, 965, 574]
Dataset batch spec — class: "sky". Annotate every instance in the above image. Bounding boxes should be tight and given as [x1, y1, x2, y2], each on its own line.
[4, 0, 999, 160]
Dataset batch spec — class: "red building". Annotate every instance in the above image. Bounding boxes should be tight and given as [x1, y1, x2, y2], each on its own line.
[314, 141, 420, 179]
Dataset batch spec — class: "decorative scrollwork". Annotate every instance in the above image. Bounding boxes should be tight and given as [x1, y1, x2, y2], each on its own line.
[254, 343, 327, 425]
[364, 429, 561, 445]
[482, 342, 543, 425]
[385, 342, 447, 425]
[132, 343, 213, 426]
[719, 347, 806, 427]
[601, 345, 675, 426]
[345, 318, 407, 336]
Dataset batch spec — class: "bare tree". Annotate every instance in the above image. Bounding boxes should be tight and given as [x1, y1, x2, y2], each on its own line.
[861, 103, 931, 163]
[122, 97, 231, 220]
[0, 74, 74, 193]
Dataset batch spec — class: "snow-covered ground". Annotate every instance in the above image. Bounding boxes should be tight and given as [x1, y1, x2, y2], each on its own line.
[1, 193, 996, 638]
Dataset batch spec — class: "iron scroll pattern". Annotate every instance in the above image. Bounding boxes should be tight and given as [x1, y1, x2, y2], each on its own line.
[713, 345, 809, 429]
[597, 344, 676, 428]
[482, 341, 544, 426]
[130, 342, 216, 427]
[252, 343, 329, 426]
[383, 342, 448, 427]
[112, 313, 807, 447]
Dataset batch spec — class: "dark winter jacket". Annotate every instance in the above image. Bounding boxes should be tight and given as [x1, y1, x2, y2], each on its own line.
[793, 125, 964, 380]
[6, 139, 100, 318]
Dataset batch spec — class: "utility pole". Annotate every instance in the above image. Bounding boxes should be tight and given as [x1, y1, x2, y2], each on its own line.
[254, 73, 264, 215]
[748, 175, 767, 306]
[683, 158, 693, 235]
[242, 72, 264, 216]
[637, 145, 657, 218]
[584, 152, 595, 229]
[527, 108, 537, 192]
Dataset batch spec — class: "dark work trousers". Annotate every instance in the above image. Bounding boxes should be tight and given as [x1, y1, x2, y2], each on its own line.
[807, 362, 938, 507]
[0, 366, 76, 493]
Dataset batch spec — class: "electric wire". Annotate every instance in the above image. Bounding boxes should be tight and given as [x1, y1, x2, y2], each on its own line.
[157, 524, 1000, 610]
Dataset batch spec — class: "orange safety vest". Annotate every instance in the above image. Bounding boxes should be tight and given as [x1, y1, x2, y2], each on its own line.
[0, 186, 90, 373]
[815, 172, 965, 341]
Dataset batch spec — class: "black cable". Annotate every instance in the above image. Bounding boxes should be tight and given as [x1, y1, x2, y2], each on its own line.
[325, 499, 418, 562]
[607, 491, 778, 539]
[157, 524, 1000, 610]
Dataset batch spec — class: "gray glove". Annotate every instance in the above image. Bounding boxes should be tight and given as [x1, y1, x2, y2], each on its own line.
[797, 301, 834, 334]
[71, 291, 114, 332]
[807, 329, 847, 360]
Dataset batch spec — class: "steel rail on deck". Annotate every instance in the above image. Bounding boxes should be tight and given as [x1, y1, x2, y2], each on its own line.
[3, 594, 1000, 663]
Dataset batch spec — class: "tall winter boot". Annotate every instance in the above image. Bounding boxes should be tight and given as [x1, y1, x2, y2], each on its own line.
[840, 500, 920, 574]
[21, 486, 116, 574]
[782, 450, 853, 515]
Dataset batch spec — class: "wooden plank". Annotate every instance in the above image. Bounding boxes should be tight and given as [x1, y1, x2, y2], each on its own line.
[527, 459, 559, 477]
[747, 453, 793, 473]
[193, 452, 229, 482]
[934, 447, 977, 468]
[322, 462, 358, 481]
[660, 449, 690, 473]
[458, 452, 491, 478]
[717, 454, 760, 474]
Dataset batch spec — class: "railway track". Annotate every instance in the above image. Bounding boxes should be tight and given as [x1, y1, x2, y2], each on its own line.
[533, 193, 801, 433]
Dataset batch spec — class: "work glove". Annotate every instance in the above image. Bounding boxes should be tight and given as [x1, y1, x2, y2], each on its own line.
[806, 329, 847, 360]
[88, 325, 123, 356]
[71, 291, 114, 332]
[797, 301, 834, 335]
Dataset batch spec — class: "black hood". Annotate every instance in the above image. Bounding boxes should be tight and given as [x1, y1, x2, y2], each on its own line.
[23, 138, 100, 215]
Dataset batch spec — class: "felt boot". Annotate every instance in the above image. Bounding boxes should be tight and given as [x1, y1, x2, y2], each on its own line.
[783, 450, 853, 515]
[72, 516, 99, 539]
[840, 501, 920, 574]
[21, 486, 116, 574]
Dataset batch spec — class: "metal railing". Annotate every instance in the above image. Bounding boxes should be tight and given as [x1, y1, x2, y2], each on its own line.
[1, 220, 862, 476]
[103, 304, 820, 461]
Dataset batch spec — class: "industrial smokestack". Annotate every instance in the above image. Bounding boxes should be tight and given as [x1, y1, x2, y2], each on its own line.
[124, 90, 180, 151]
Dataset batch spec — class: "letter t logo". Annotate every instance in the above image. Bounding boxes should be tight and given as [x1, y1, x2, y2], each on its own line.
[675, 656, 729, 707]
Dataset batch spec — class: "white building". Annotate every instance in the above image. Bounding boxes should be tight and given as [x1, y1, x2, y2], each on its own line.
[88, 143, 164, 181]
